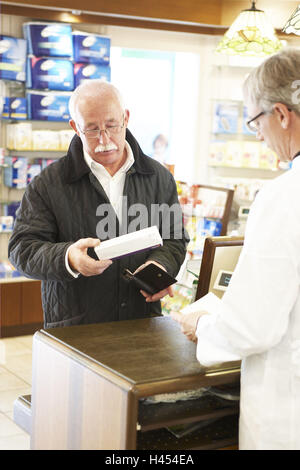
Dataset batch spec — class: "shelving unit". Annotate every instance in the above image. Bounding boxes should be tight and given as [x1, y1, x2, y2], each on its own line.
[207, 60, 284, 218]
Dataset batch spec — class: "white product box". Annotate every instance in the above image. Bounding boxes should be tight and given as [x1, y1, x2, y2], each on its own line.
[94, 226, 163, 260]
[32, 130, 60, 151]
[72, 31, 110, 64]
[26, 56, 74, 91]
[6, 123, 32, 150]
[23, 22, 73, 58]
[59, 129, 75, 150]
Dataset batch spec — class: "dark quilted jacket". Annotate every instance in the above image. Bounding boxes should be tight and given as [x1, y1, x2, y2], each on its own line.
[8, 129, 189, 328]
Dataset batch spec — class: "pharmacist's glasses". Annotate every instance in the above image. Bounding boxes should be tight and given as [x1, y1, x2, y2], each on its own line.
[246, 107, 292, 133]
[78, 116, 125, 139]
[246, 111, 266, 133]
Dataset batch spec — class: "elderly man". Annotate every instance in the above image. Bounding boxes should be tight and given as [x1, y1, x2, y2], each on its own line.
[172, 48, 300, 450]
[8, 80, 188, 328]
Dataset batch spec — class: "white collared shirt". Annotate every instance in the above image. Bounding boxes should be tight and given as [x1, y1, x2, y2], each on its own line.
[66, 141, 134, 277]
[83, 141, 134, 224]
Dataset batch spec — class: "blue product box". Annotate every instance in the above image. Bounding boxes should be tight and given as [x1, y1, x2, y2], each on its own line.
[74, 63, 111, 87]
[203, 218, 222, 236]
[26, 56, 74, 91]
[27, 163, 41, 184]
[9, 97, 27, 120]
[3, 201, 21, 219]
[35, 158, 56, 170]
[242, 106, 253, 135]
[27, 91, 71, 121]
[23, 22, 73, 58]
[72, 31, 110, 64]
[213, 102, 239, 134]
[1, 97, 10, 119]
[4, 156, 28, 189]
[0, 35, 26, 81]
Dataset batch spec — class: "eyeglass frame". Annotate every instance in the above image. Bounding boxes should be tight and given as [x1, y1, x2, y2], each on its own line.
[76, 114, 126, 139]
[246, 106, 292, 133]
[246, 111, 267, 133]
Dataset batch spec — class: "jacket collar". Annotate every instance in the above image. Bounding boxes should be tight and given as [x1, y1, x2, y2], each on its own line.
[64, 128, 155, 183]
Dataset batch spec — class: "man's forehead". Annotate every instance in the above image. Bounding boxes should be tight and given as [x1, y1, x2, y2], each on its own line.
[76, 97, 123, 123]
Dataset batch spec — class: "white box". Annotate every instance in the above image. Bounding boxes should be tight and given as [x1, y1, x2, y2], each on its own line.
[94, 226, 163, 260]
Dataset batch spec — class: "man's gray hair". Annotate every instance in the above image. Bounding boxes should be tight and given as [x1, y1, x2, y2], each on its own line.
[69, 80, 125, 120]
[243, 47, 300, 115]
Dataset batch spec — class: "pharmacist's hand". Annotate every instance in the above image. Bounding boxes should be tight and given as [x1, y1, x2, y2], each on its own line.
[170, 310, 208, 343]
[137, 260, 174, 303]
[68, 238, 112, 277]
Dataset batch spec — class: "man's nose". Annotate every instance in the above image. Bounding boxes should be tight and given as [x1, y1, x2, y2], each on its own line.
[256, 129, 264, 142]
[98, 129, 110, 144]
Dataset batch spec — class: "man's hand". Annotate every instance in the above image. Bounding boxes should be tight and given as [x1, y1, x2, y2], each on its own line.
[68, 238, 112, 277]
[136, 260, 174, 303]
[170, 310, 208, 342]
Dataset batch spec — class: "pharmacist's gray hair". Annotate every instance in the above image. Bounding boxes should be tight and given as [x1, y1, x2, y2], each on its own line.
[243, 47, 300, 115]
[69, 80, 125, 120]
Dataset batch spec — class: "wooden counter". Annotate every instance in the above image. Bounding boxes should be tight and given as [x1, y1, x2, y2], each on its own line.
[0, 279, 43, 337]
[31, 317, 240, 450]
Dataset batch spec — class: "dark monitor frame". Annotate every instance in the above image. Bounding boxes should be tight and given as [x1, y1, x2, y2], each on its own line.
[195, 235, 244, 301]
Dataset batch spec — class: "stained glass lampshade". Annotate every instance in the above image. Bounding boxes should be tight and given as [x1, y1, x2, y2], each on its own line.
[282, 5, 300, 35]
[216, 1, 283, 56]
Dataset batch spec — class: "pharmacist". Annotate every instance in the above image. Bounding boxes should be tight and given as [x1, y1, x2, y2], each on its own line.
[8, 80, 188, 328]
[172, 48, 300, 450]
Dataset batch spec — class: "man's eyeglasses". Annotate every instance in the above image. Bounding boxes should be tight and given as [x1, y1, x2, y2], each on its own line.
[246, 107, 292, 133]
[246, 111, 266, 133]
[78, 115, 125, 139]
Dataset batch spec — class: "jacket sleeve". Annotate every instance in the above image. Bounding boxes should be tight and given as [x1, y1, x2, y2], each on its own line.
[147, 174, 189, 277]
[8, 179, 74, 282]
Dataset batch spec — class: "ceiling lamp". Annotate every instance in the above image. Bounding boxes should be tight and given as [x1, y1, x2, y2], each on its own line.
[216, 1, 282, 56]
[282, 5, 300, 35]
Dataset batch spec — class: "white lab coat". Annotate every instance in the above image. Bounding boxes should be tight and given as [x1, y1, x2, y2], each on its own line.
[196, 157, 300, 450]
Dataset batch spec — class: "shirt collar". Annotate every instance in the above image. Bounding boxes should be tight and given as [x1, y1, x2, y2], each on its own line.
[292, 153, 300, 170]
[83, 141, 134, 177]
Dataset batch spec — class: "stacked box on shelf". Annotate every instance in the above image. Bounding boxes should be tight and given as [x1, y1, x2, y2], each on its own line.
[23, 22, 73, 58]
[26, 90, 71, 121]
[4, 156, 28, 189]
[0, 35, 26, 82]
[213, 102, 239, 134]
[26, 57, 74, 91]
[72, 30, 111, 87]
[0, 80, 27, 120]
[23, 22, 74, 121]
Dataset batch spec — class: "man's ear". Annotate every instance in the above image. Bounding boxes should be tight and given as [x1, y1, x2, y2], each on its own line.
[69, 119, 80, 136]
[124, 109, 130, 127]
[273, 103, 291, 130]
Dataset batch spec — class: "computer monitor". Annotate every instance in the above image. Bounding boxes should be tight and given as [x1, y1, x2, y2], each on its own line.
[195, 236, 244, 301]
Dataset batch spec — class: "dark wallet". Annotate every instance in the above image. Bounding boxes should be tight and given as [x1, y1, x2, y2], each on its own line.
[122, 263, 177, 295]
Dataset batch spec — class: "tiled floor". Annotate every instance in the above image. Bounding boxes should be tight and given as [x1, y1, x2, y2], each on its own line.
[0, 335, 33, 450]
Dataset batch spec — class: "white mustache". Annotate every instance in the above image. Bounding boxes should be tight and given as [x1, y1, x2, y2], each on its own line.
[95, 143, 118, 153]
